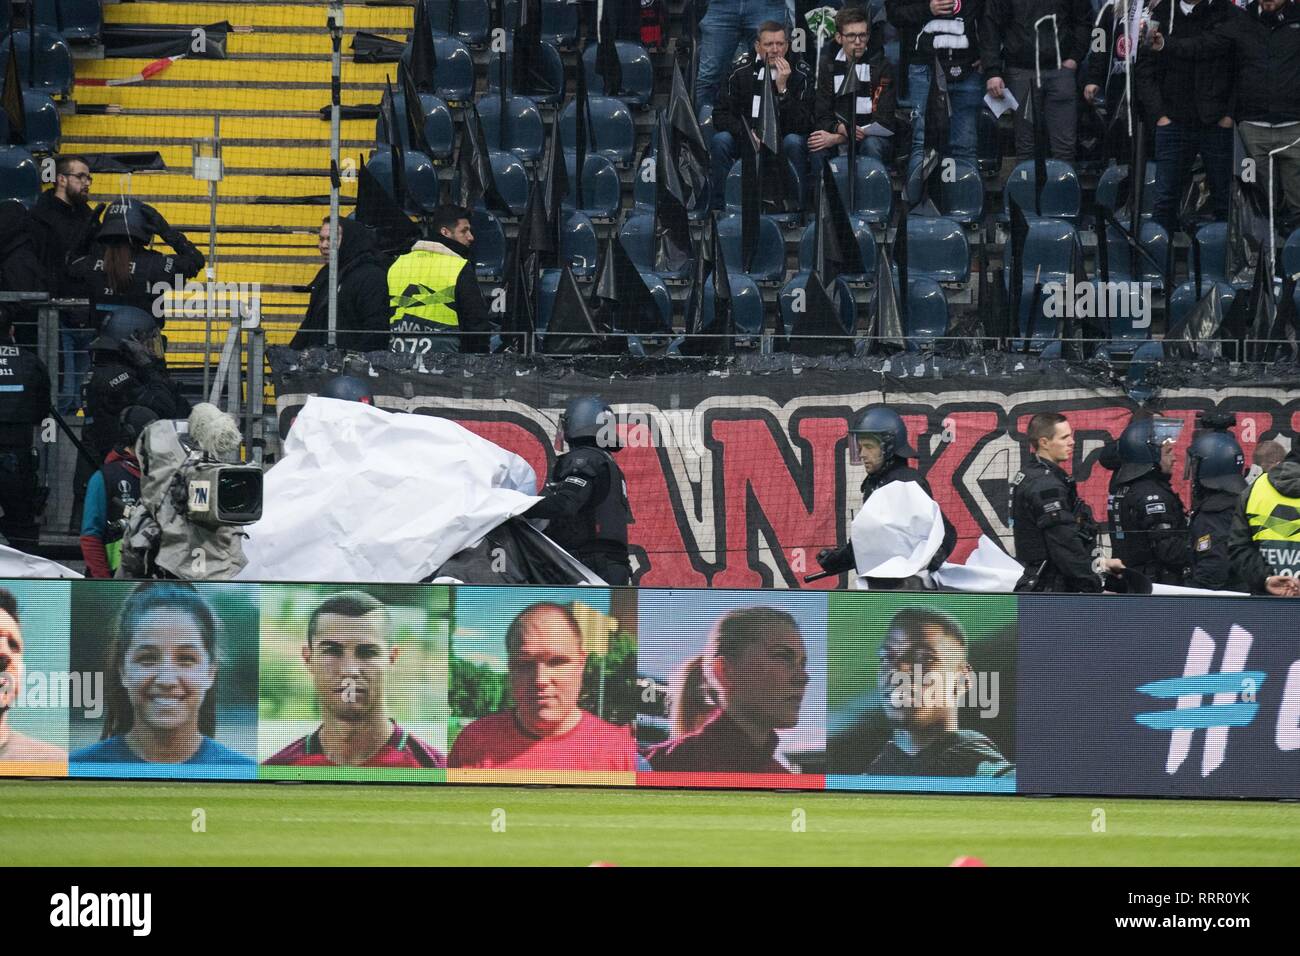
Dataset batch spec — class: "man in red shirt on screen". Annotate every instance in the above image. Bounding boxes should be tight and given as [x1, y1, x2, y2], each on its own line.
[264, 591, 445, 768]
[448, 603, 635, 771]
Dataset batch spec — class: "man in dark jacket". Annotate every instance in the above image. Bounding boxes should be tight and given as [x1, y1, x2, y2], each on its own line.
[709, 20, 814, 209]
[1184, 425, 1248, 591]
[887, 0, 987, 187]
[290, 217, 391, 352]
[1119, 0, 1237, 234]
[981, 0, 1092, 160]
[1229, 443, 1300, 596]
[0, 309, 50, 552]
[26, 155, 98, 413]
[816, 405, 957, 588]
[1155, 0, 1300, 227]
[0, 201, 48, 349]
[1111, 416, 1189, 586]
[809, 6, 898, 184]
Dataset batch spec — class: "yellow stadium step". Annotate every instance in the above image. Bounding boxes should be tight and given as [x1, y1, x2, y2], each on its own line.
[59, 142, 345, 172]
[151, 260, 319, 287]
[144, 201, 350, 230]
[225, 30, 409, 57]
[110, 171, 351, 199]
[73, 86, 357, 113]
[75, 57, 406, 86]
[62, 113, 378, 142]
[103, 3, 413, 31]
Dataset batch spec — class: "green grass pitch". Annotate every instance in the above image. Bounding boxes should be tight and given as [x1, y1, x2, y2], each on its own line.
[3, 781, 1297, 866]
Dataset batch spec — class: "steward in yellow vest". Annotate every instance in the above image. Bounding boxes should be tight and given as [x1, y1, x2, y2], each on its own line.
[1228, 447, 1300, 596]
[386, 206, 491, 354]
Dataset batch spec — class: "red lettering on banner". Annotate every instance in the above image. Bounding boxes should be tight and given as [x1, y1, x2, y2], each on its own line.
[710, 416, 847, 589]
[921, 410, 1000, 563]
[617, 432, 710, 588]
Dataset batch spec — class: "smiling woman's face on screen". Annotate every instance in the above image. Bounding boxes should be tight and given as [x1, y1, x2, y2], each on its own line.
[121, 609, 216, 735]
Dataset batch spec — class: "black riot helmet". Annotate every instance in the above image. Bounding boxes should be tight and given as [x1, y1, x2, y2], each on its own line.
[1185, 429, 1247, 496]
[1116, 416, 1184, 484]
[557, 395, 616, 451]
[96, 200, 153, 244]
[848, 405, 917, 464]
[89, 305, 162, 358]
[319, 374, 375, 404]
[117, 405, 159, 449]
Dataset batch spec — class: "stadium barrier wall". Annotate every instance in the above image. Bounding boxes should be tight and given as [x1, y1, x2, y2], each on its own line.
[272, 351, 1300, 588]
[2, 580, 1296, 800]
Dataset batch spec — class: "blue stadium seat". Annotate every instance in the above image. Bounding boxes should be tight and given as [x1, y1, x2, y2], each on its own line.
[0, 90, 60, 153]
[903, 277, 951, 350]
[380, 91, 454, 161]
[618, 212, 691, 280]
[1168, 279, 1236, 335]
[504, 0, 581, 48]
[488, 150, 530, 216]
[562, 151, 621, 220]
[829, 155, 893, 223]
[907, 157, 984, 223]
[0, 146, 40, 206]
[1002, 218, 1078, 347]
[717, 213, 786, 283]
[582, 40, 655, 108]
[724, 158, 804, 225]
[559, 95, 636, 166]
[366, 148, 440, 214]
[1193, 221, 1231, 284]
[425, 0, 491, 47]
[469, 207, 506, 279]
[1095, 161, 1157, 219]
[779, 272, 857, 336]
[1103, 221, 1170, 289]
[485, 36, 565, 107]
[632, 134, 710, 218]
[478, 93, 545, 163]
[401, 36, 474, 103]
[30, 0, 101, 43]
[3, 27, 74, 97]
[1283, 227, 1300, 279]
[638, 271, 674, 331]
[561, 211, 598, 278]
[797, 214, 878, 282]
[1002, 159, 1081, 219]
[702, 272, 765, 335]
[906, 216, 970, 283]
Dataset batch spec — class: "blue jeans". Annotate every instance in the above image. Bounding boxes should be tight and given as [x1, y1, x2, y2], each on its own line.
[1153, 121, 1233, 234]
[695, 0, 791, 114]
[905, 64, 983, 191]
[710, 130, 808, 210]
[58, 326, 93, 415]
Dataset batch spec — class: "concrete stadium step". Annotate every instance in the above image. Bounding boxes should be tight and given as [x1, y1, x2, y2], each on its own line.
[103, 2, 413, 31]
[222, 31, 409, 57]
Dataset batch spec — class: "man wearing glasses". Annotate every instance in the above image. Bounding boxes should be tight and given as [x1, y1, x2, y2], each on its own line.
[29, 156, 98, 414]
[809, 7, 898, 184]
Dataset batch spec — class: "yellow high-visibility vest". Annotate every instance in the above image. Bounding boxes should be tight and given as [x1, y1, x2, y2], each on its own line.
[387, 247, 466, 329]
[1245, 474, 1300, 575]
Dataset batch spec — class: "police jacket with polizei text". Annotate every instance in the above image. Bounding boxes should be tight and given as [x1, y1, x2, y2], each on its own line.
[1131, 0, 1236, 128]
[1162, 0, 1300, 124]
[524, 443, 631, 561]
[886, 0, 986, 75]
[67, 236, 206, 327]
[819, 457, 958, 577]
[1010, 455, 1102, 592]
[0, 344, 51, 447]
[1112, 471, 1189, 585]
[1185, 489, 1237, 590]
[84, 352, 191, 461]
[711, 53, 815, 144]
[979, 0, 1092, 77]
[1229, 454, 1300, 592]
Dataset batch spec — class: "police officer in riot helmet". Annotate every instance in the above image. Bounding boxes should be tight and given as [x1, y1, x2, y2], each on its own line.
[1011, 412, 1123, 592]
[524, 396, 633, 585]
[1183, 413, 1246, 592]
[83, 306, 191, 465]
[816, 406, 957, 587]
[1111, 416, 1188, 586]
[0, 307, 51, 551]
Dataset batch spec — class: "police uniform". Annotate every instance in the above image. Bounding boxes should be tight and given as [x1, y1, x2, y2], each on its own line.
[819, 457, 958, 586]
[83, 347, 190, 462]
[1009, 456, 1103, 592]
[1112, 472, 1188, 585]
[525, 443, 633, 585]
[1185, 489, 1236, 590]
[0, 342, 51, 550]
